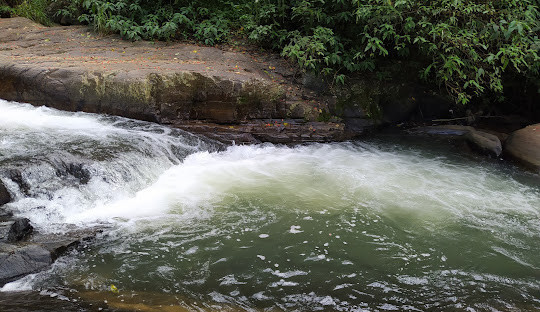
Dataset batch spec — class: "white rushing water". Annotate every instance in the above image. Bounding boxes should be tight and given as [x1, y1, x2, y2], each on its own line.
[0, 99, 221, 232]
[1, 99, 539, 311]
[2, 99, 538, 232]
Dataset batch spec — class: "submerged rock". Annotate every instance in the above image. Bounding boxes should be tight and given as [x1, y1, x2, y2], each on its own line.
[504, 124, 540, 171]
[31, 227, 103, 260]
[0, 291, 88, 311]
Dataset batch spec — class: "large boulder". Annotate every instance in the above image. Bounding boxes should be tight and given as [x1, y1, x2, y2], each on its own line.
[504, 124, 540, 171]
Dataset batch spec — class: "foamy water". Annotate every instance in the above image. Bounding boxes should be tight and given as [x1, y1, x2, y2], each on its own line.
[1, 100, 539, 311]
[0, 99, 221, 232]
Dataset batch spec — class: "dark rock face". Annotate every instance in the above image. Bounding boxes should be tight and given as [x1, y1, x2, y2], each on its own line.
[332, 66, 454, 128]
[1, 218, 33, 242]
[7, 218, 33, 242]
[504, 124, 540, 171]
[46, 0, 83, 26]
[3, 0, 23, 7]
[301, 72, 328, 94]
[0, 243, 52, 286]
[0, 180, 11, 206]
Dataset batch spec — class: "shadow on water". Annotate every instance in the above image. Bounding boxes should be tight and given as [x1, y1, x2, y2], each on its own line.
[0, 291, 90, 312]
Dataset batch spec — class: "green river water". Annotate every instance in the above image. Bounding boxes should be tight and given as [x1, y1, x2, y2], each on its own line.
[0, 99, 539, 311]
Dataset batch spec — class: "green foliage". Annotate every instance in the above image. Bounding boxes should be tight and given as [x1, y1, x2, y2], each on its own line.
[75, 0, 237, 42]
[52, 0, 82, 21]
[12, 0, 52, 25]
[0, 5, 14, 17]
[26, 0, 540, 105]
[246, 0, 540, 105]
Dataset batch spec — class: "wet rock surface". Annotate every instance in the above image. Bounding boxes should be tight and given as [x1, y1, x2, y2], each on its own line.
[0, 208, 102, 287]
[0, 218, 33, 242]
[31, 227, 103, 261]
[6, 169, 30, 196]
[410, 125, 475, 137]
[0, 180, 11, 206]
[465, 130, 502, 157]
[0, 243, 52, 286]
[175, 119, 353, 144]
[0, 166, 103, 287]
[0, 211, 13, 220]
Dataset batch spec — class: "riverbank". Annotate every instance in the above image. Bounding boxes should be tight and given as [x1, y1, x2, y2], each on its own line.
[0, 17, 357, 144]
[2, 17, 538, 170]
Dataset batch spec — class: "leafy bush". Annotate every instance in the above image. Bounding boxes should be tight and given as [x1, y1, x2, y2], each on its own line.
[12, 0, 52, 25]
[75, 0, 237, 41]
[0, 5, 14, 17]
[248, 0, 540, 105]
[51, 0, 82, 23]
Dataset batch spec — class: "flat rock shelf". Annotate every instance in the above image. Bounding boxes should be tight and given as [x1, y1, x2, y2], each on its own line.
[0, 17, 365, 144]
